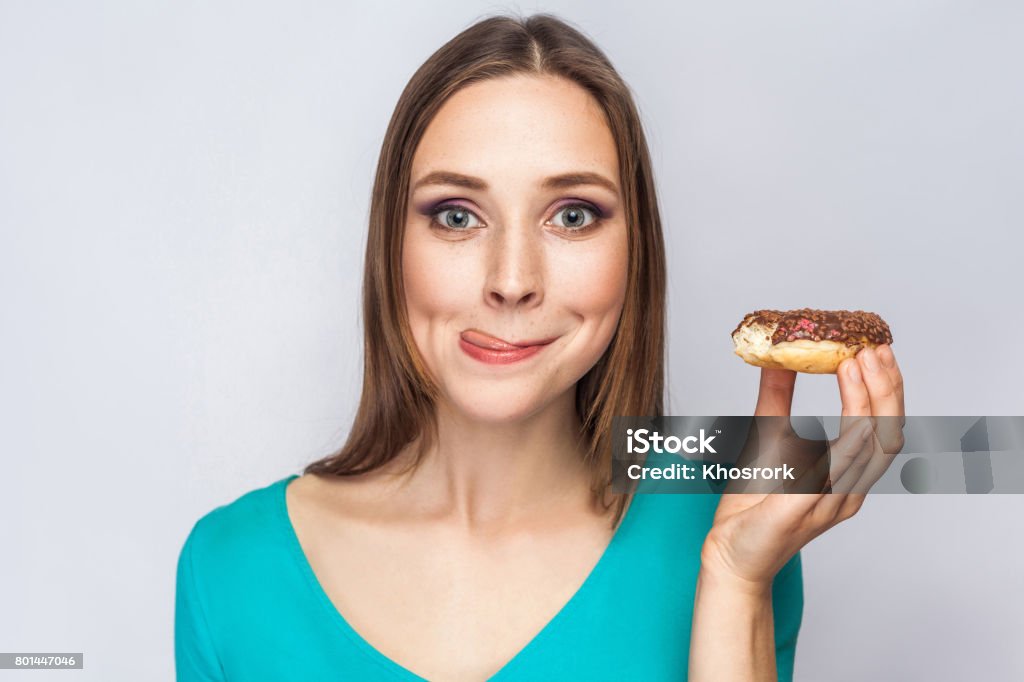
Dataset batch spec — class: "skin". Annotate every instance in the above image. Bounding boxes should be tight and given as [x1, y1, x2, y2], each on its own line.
[286, 73, 907, 681]
[691, 350, 906, 680]
[287, 74, 629, 682]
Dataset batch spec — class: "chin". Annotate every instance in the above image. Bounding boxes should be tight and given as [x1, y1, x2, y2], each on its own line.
[443, 383, 556, 425]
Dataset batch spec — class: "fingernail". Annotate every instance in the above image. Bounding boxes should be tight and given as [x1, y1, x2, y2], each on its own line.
[847, 361, 861, 383]
[878, 344, 895, 368]
[861, 348, 879, 372]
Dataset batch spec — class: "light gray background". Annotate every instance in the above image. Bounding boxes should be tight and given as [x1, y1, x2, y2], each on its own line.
[1, 1, 1021, 680]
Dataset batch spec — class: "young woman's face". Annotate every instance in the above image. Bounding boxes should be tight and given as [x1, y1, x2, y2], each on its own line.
[403, 74, 628, 423]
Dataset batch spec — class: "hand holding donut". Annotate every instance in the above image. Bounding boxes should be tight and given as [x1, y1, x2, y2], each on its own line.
[701, 312, 906, 593]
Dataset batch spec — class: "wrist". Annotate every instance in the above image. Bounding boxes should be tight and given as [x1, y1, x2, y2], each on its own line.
[691, 564, 777, 682]
[697, 563, 773, 601]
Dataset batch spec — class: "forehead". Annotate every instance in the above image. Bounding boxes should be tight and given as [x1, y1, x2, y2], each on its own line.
[411, 74, 619, 181]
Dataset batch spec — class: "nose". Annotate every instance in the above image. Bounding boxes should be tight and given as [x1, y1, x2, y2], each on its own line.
[485, 220, 544, 309]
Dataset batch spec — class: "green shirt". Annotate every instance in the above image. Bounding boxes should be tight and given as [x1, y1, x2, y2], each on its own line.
[175, 474, 803, 680]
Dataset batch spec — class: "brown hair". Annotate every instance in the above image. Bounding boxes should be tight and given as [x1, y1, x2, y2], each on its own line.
[304, 12, 666, 527]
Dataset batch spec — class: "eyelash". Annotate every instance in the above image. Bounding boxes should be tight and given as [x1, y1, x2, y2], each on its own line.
[425, 201, 606, 235]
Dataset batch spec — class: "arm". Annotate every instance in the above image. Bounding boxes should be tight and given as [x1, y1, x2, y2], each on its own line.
[175, 524, 226, 682]
[690, 567, 777, 681]
[690, 344, 904, 681]
[689, 551, 802, 681]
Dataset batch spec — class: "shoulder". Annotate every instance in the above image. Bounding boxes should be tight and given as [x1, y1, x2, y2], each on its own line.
[180, 474, 298, 574]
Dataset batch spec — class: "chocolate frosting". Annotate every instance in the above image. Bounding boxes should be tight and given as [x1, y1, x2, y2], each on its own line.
[733, 308, 893, 346]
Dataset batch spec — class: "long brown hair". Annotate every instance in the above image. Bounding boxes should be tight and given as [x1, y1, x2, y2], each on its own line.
[304, 12, 666, 527]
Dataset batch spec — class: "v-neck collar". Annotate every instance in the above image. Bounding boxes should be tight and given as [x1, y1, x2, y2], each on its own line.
[274, 473, 640, 681]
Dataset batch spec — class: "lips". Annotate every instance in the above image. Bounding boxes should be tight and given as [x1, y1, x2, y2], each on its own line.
[458, 329, 557, 365]
[460, 329, 556, 351]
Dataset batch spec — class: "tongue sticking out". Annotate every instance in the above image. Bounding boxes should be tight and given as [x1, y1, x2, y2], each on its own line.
[460, 330, 524, 351]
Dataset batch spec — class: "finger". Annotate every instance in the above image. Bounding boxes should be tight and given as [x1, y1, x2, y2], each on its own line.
[856, 347, 904, 454]
[812, 420, 876, 523]
[827, 423, 901, 522]
[778, 436, 836, 494]
[875, 344, 906, 427]
[829, 423, 880, 496]
[754, 368, 797, 417]
[837, 358, 872, 441]
[846, 425, 901, 496]
[836, 493, 866, 522]
[757, 485, 825, 523]
[829, 419, 876, 485]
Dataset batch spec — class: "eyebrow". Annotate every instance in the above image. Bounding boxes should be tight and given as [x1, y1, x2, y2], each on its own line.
[411, 170, 619, 195]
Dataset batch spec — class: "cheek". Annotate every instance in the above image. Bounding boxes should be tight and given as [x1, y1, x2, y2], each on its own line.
[552, 233, 628, 318]
[402, 230, 473, 329]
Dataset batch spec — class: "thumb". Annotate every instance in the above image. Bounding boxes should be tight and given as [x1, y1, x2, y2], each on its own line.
[754, 368, 797, 417]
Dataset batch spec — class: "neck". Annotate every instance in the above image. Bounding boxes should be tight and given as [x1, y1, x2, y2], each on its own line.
[391, 388, 596, 529]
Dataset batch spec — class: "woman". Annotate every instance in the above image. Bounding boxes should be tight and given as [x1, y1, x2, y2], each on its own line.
[175, 13, 905, 681]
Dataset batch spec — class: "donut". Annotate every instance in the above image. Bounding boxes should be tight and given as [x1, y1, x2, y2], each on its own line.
[732, 308, 893, 374]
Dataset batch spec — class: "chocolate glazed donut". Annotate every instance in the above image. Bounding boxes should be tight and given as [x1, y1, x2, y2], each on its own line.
[732, 309, 893, 374]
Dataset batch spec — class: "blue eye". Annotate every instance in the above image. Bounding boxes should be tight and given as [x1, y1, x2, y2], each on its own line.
[550, 204, 601, 230]
[430, 204, 482, 230]
[425, 201, 605, 233]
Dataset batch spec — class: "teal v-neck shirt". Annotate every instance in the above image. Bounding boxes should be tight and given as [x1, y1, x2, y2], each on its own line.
[175, 474, 803, 681]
